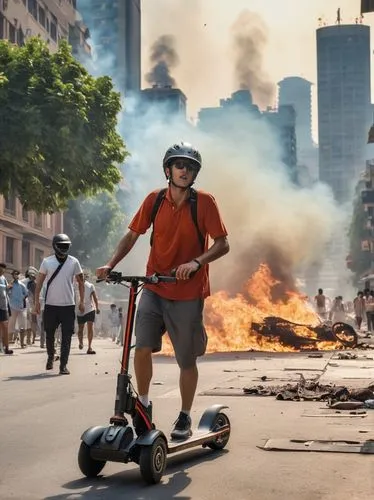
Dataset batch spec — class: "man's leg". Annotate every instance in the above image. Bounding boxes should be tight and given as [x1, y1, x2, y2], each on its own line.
[59, 306, 75, 374]
[133, 290, 165, 435]
[179, 364, 199, 413]
[44, 305, 59, 369]
[18, 311, 27, 348]
[134, 347, 153, 396]
[0, 320, 12, 354]
[7, 311, 17, 345]
[77, 321, 84, 349]
[86, 321, 96, 353]
[165, 298, 207, 440]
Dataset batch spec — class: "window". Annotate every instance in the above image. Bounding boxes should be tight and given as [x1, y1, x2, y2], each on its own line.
[22, 206, 29, 222]
[27, 0, 37, 20]
[8, 23, 16, 43]
[46, 213, 51, 229]
[35, 248, 44, 268]
[5, 237, 14, 264]
[4, 196, 16, 216]
[50, 15, 57, 41]
[38, 6, 46, 28]
[34, 212, 42, 228]
[17, 28, 24, 45]
[0, 13, 4, 39]
[22, 240, 30, 268]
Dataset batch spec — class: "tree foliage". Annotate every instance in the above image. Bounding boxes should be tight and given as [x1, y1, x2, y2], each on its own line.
[348, 186, 372, 282]
[64, 192, 125, 270]
[0, 37, 127, 212]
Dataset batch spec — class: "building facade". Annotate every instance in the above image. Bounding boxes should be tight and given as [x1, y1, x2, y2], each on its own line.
[0, 0, 89, 54]
[140, 85, 187, 118]
[77, 0, 141, 94]
[278, 76, 318, 183]
[264, 105, 298, 182]
[198, 90, 297, 180]
[0, 0, 89, 271]
[317, 23, 371, 202]
[0, 195, 63, 271]
[278, 77, 313, 151]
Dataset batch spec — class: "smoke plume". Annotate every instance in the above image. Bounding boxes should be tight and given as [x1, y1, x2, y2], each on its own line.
[146, 35, 179, 87]
[119, 100, 340, 301]
[231, 10, 275, 109]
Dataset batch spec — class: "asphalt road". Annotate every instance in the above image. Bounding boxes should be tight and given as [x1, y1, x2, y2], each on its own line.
[1, 339, 374, 500]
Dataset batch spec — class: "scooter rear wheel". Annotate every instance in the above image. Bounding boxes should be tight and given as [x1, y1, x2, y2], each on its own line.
[139, 436, 167, 484]
[78, 442, 106, 478]
[206, 412, 231, 450]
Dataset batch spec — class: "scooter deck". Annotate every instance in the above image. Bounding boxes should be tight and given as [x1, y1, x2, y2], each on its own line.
[166, 425, 230, 454]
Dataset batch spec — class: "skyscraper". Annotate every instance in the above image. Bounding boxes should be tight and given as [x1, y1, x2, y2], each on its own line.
[278, 77, 313, 151]
[78, 0, 141, 94]
[317, 23, 371, 202]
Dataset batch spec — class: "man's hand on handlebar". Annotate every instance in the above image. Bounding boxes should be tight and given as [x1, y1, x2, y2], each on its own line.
[174, 260, 201, 280]
[96, 265, 112, 281]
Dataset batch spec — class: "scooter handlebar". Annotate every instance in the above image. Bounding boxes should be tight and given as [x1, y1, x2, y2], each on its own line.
[97, 272, 176, 285]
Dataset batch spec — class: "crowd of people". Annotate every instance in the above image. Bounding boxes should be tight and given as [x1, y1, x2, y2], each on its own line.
[0, 262, 125, 358]
[313, 287, 374, 331]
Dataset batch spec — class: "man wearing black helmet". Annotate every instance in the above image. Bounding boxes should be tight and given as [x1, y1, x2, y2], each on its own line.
[35, 234, 85, 375]
[97, 141, 229, 440]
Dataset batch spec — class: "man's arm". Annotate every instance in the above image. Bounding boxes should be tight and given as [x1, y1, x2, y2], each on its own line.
[91, 290, 99, 313]
[76, 273, 85, 312]
[175, 236, 229, 280]
[34, 273, 47, 314]
[195, 236, 229, 267]
[96, 230, 140, 278]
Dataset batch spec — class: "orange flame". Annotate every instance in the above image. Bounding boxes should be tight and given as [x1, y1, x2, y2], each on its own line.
[162, 264, 340, 353]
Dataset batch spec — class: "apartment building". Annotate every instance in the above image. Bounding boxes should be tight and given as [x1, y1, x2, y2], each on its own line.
[0, 0, 89, 271]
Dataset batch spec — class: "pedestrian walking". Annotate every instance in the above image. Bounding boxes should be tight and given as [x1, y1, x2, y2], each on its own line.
[35, 234, 84, 375]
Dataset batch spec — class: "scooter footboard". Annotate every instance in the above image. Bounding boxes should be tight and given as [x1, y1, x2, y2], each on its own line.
[197, 404, 229, 432]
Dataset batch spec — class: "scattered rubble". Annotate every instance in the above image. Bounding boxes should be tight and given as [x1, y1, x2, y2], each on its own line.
[243, 373, 374, 404]
[251, 318, 358, 349]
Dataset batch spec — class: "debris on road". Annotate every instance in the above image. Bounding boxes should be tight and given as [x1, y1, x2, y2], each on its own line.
[259, 438, 374, 454]
[243, 374, 374, 403]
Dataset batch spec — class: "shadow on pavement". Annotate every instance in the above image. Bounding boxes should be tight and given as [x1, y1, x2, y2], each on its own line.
[43, 448, 228, 500]
[4, 373, 60, 381]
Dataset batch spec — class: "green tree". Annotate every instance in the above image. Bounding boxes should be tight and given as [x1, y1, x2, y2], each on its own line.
[0, 37, 126, 212]
[348, 185, 372, 282]
[64, 192, 125, 270]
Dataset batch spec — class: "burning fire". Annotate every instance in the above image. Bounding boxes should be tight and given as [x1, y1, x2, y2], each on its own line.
[162, 264, 343, 353]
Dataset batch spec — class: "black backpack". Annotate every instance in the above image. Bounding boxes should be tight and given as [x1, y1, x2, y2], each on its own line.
[149, 188, 205, 251]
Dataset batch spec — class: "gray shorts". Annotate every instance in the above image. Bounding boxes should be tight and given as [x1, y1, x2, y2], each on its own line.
[135, 289, 208, 369]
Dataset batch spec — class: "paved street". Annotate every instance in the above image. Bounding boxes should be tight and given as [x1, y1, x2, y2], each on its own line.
[1, 339, 374, 500]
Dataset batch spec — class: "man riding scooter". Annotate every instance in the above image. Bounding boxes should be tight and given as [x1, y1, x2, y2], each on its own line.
[97, 141, 229, 440]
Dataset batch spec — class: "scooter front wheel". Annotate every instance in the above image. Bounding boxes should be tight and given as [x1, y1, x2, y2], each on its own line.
[78, 442, 106, 478]
[139, 436, 167, 484]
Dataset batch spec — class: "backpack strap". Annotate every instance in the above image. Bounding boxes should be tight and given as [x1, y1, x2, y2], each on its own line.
[150, 189, 167, 246]
[189, 188, 205, 252]
[44, 258, 67, 303]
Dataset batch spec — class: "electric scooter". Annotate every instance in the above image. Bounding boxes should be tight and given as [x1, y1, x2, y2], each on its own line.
[78, 271, 231, 485]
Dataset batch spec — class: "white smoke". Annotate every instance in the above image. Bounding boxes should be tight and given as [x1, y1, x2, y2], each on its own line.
[77, 3, 342, 297]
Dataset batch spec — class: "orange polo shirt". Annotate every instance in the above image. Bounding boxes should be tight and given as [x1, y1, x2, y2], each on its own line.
[129, 188, 228, 301]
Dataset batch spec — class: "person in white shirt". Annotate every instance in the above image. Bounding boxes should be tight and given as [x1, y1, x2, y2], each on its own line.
[35, 234, 84, 375]
[108, 304, 120, 341]
[76, 272, 100, 354]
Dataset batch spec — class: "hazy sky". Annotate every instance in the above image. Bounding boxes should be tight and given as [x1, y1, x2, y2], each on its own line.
[142, 0, 372, 138]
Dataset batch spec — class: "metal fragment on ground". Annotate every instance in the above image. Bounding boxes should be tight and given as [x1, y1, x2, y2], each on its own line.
[259, 438, 374, 454]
